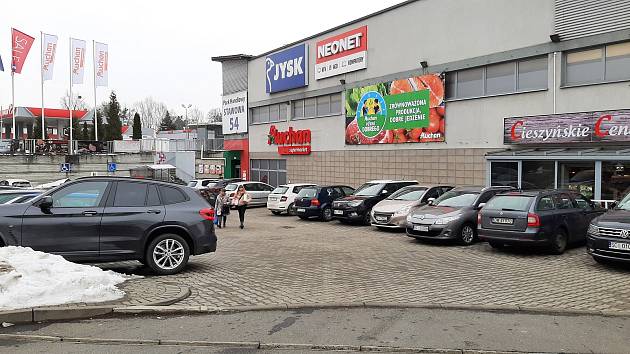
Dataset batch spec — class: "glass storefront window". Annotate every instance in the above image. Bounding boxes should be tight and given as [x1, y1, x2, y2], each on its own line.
[558, 162, 595, 199]
[602, 162, 630, 201]
[490, 162, 518, 187]
[521, 161, 555, 190]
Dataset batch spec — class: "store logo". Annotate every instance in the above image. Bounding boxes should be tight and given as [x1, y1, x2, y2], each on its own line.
[267, 125, 311, 155]
[315, 26, 367, 80]
[265, 44, 308, 93]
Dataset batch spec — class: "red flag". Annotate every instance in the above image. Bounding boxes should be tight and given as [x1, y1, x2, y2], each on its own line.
[11, 28, 35, 74]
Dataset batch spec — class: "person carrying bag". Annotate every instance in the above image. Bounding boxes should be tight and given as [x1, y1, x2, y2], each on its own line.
[232, 185, 251, 229]
[214, 189, 229, 228]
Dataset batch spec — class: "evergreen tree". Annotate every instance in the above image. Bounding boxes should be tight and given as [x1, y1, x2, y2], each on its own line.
[103, 91, 123, 141]
[159, 111, 176, 131]
[81, 122, 89, 141]
[32, 119, 43, 140]
[173, 116, 186, 130]
[71, 116, 81, 140]
[132, 112, 142, 139]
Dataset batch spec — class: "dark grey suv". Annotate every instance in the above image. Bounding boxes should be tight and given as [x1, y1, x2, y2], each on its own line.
[0, 177, 217, 275]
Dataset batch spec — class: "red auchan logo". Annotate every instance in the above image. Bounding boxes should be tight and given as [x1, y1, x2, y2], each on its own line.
[267, 125, 311, 145]
[316, 26, 367, 64]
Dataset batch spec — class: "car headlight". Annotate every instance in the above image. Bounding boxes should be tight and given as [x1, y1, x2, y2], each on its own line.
[406, 215, 414, 223]
[434, 215, 460, 225]
[348, 200, 362, 207]
[588, 223, 599, 235]
[394, 205, 412, 216]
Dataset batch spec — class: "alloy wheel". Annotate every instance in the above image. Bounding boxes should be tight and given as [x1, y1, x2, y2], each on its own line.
[461, 225, 475, 245]
[322, 207, 332, 221]
[153, 238, 185, 270]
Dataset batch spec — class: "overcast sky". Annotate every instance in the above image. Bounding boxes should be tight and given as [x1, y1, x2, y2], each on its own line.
[0, 0, 404, 117]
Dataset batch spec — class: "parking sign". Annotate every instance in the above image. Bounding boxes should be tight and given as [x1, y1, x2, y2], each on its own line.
[107, 162, 117, 173]
[60, 163, 71, 173]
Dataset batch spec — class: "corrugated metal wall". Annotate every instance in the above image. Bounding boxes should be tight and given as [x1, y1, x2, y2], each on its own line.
[555, 0, 630, 40]
[222, 60, 248, 95]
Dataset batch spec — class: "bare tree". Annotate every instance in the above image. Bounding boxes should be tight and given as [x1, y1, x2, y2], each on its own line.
[188, 106, 205, 126]
[133, 97, 168, 131]
[206, 108, 222, 124]
[60, 90, 88, 110]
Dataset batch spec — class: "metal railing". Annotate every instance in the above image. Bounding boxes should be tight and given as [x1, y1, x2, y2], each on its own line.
[592, 199, 617, 209]
[0, 139, 107, 155]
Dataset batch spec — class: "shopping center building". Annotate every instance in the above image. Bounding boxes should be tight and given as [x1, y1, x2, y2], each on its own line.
[213, 0, 630, 202]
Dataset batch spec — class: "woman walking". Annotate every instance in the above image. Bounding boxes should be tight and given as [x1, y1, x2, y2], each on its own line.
[233, 185, 251, 229]
[214, 189, 229, 228]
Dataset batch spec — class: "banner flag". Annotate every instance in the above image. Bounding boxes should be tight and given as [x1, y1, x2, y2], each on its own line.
[11, 28, 35, 74]
[41, 33, 58, 81]
[0, 54, 4, 72]
[70, 38, 86, 84]
[94, 42, 108, 87]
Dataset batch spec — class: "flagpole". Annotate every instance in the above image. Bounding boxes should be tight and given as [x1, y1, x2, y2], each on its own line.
[11, 71, 15, 140]
[92, 40, 98, 141]
[68, 37, 73, 154]
[40, 31, 45, 140]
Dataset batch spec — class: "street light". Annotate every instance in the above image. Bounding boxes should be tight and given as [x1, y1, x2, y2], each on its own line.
[181, 104, 192, 130]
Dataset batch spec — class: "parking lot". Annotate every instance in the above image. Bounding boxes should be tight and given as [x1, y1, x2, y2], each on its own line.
[101, 207, 630, 313]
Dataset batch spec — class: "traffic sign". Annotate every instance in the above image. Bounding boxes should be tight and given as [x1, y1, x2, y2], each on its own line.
[60, 163, 71, 173]
[107, 162, 117, 173]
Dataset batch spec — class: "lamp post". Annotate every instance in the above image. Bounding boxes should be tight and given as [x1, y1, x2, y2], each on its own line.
[181, 103, 192, 138]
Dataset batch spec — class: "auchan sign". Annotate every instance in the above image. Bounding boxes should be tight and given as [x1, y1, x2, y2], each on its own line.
[267, 125, 312, 155]
[504, 109, 630, 144]
[315, 26, 367, 80]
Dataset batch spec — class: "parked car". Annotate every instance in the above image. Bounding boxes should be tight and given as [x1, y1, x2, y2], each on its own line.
[587, 192, 630, 264]
[0, 179, 32, 189]
[478, 190, 604, 254]
[332, 180, 417, 225]
[187, 179, 220, 190]
[406, 186, 514, 245]
[194, 178, 242, 204]
[295, 185, 355, 221]
[267, 183, 316, 215]
[371, 184, 454, 229]
[34, 178, 71, 190]
[225, 181, 275, 207]
[0, 190, 44, 204]
[0, 177, 217, 275]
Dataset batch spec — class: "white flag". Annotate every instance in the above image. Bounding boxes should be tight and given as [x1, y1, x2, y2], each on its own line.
[94, 42, 108, 87]
[41, 33, 58, 81]
[71, 38, 86, 84]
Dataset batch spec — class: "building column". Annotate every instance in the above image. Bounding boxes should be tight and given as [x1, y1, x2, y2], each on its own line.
[594, 160, 602, 201]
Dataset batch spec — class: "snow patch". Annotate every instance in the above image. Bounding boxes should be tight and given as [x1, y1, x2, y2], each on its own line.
[0, 246, 133, 310]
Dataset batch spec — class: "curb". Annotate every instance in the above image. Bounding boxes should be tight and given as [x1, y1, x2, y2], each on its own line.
[0, 334, 587, 353]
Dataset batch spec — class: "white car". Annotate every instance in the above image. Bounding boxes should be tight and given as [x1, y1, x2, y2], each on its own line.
[187, 179, 220, 190]
[0, 179, 32, 189]
[225, 181, 275, 207]
[267, 183, 316, 215]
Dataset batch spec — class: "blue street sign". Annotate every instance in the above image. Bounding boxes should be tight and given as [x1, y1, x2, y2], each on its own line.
[107, 162, 117, 173]
[60, 163, 71, 173]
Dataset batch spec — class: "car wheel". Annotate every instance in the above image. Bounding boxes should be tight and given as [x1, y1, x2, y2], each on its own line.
[321, 207, 333, 222]
[287, 203, 297, 216]
[271, 211, 282, 215]
[459, 223, 476, 245]
[145, 234, 190, 275]
[550, 229, 568, 255]
[488, 241, 504, 249]
[363, 211, 372, 226]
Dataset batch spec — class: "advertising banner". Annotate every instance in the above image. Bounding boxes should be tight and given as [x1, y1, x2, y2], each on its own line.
[222, 90, 248, 134]
[315, 26, 367, 80]
[94, 42, 108, 87]
[41, 33, 58, 81]
[71, 38, 86, 84]
[504, 109, 630, 144]
[265, 44, 308, 93]
[11, 28, 35, 74]
[345, 73, 445, 145]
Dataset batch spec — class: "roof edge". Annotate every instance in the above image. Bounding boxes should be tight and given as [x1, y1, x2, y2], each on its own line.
[211, 54, 254, 62]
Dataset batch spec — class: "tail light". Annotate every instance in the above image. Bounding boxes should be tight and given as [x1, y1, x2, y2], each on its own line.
[527, 213, 540, 227]
[311, 199, 320, 207]
[280, 196, 288, 202]
[477, 212, 482, 225]
[199, 208, 215, 221]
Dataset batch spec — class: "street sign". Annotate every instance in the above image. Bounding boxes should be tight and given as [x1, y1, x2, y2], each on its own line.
[107, 162, 117, 173]
[60, 163, 71, 173]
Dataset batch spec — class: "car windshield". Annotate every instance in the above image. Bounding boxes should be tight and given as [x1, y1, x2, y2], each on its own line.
[484, 195, 533, 211]
[187, 181, 197, 187]
[12, 182, 31, 188]
[272, 186, 289, 194]
[225, 184, 238, 191]
[616, 193, 630, 210]
[434, 190, 479, 207]
[388, 188, 427, 201]
[353, 183, 384, 197]
[297, 188, 318, 198]
[0, 193, 27, 204]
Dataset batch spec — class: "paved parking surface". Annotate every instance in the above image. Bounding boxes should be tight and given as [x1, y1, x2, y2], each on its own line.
[100, 207, 630, 312]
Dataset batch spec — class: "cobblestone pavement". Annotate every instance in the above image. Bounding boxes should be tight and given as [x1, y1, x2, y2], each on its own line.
[99, 207, 630, 312]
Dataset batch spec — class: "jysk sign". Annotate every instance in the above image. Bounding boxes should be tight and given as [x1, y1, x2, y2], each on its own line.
[504, 109, 630, 144]
[222, 91, 248, 134]
[315, 26, 367, 80]
[265, 44, 308, 93]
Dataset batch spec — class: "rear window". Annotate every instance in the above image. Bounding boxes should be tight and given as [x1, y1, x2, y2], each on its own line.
[159, 186, 187, 204]
[225, 183, 238, 191]
[272, 186, 289, 194]
[297, 188, 318, 198]
[484, 195, 533, 211]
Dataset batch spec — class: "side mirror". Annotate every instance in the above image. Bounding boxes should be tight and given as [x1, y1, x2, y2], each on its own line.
[477, 203, 486, 209]
[609, 202, 617, 209]
[381, 190, 389, 195]
[427, 198, 436, 205]
[38, 195, 53, 209]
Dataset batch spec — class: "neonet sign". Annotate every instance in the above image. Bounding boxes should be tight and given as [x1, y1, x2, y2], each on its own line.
[504, 110, 630, 144]
[267, 125, 312, 155]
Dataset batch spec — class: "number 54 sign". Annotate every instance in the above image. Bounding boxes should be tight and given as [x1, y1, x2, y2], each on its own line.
[222, 90, 248, 134]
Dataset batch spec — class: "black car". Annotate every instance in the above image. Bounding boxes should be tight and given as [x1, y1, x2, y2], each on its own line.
[295, 185, 355, 221]
[406, 186, 514, 245]
[587, 192, 630, 264]
[332, 180, 417, 225]
[0, 177, 217, 275]
[478, 190, 604, 254]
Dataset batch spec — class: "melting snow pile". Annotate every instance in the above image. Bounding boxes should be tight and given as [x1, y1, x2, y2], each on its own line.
[0, 246, 130, 310]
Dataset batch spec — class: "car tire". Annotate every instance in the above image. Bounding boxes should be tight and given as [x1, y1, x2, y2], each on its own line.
[287, 203, 297, 216]
[363, 210, 372, 226]
[549, 229, 568, 255]
[145, 233, 190, 275]
[321, 207, 333, 222]
[488, 241, 505, 249]
[271, 211, 282, 215]
[459, 223, 477, 245]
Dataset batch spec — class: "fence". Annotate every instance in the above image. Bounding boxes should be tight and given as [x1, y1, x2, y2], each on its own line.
[0, 139, 107, 155]
[109, 138, 224, 154]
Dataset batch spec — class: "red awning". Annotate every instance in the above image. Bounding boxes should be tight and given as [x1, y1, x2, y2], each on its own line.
[25, 107, 88, 119]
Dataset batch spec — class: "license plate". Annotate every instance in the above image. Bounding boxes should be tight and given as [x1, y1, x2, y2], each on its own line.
[491, 217, 514, 225]
[333, 210, 343, 215]
[375, 216, 387, 222]
[413, 225, 429, 232]
[269, 197, 277, 201]
[297, 208, 305, 213]
[609, 241, 630, 251]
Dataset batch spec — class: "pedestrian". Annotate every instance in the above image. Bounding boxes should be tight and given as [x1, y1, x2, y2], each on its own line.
[214, 188, 229, 228]
[232, 185, 251, 229]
